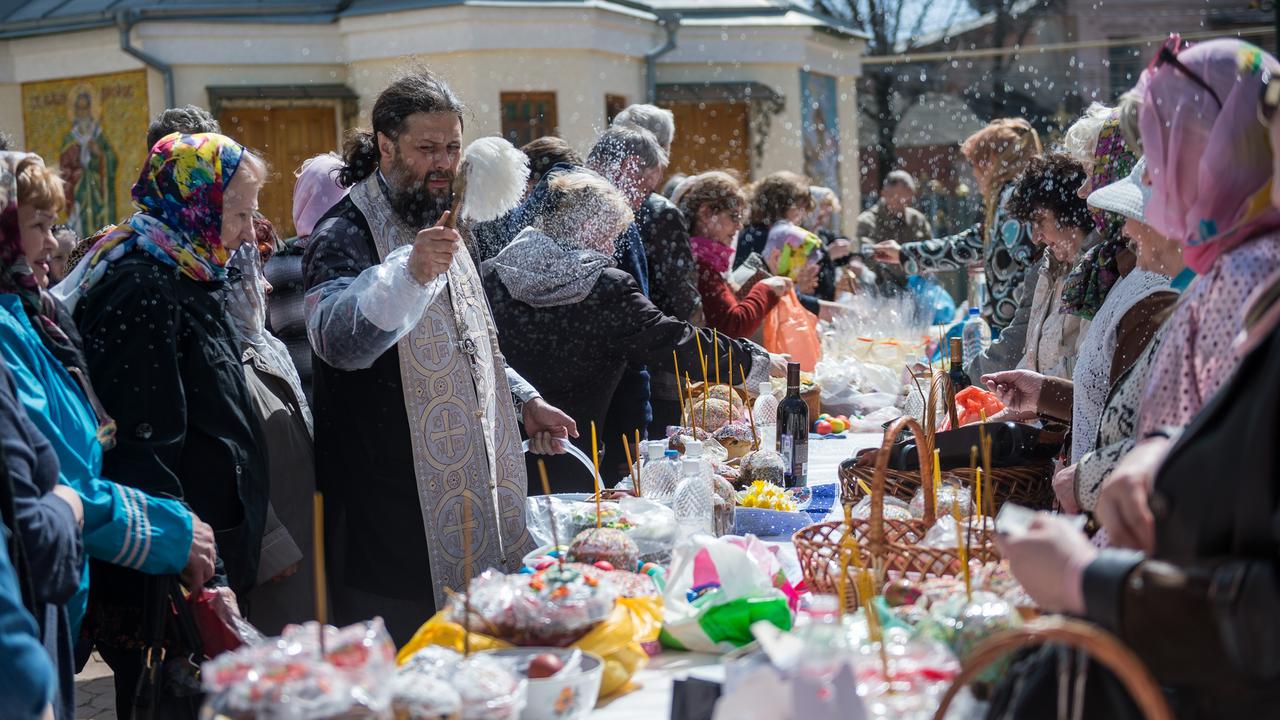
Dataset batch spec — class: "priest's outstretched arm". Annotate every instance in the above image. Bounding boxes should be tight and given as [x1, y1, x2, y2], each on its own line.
[505, 366, 540, 411]
[303, 221, 447, 371]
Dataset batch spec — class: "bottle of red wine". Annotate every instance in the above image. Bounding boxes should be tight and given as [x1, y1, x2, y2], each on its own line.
[775, 362, 809, 488]
[949, 337, 973, 392]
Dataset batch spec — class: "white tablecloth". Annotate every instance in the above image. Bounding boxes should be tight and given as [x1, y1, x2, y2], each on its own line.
[590, 432, 885, 719]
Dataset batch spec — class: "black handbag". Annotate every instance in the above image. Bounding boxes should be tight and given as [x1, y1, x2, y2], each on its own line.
[870, 421, 1065, 470]
[985, 645, 1147, 720]
[132, 576, 206, 720]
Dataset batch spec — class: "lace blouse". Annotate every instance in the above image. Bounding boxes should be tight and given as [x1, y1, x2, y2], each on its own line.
[1070, 269, 1172, 462]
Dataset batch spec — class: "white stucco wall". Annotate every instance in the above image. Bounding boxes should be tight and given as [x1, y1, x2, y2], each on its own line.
[347, 50, 647, 154]
[659, 22, 864, 230]
[0, 4, 865, 230]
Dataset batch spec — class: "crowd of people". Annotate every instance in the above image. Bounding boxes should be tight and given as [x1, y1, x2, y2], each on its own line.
[0, 33, 1277, 720]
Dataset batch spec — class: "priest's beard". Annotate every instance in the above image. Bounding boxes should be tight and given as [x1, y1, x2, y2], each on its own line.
[384, 154, 454, 229]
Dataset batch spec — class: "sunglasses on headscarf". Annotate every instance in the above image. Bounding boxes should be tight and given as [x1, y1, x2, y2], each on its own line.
[1149, 34, 1224, 109]
[1259, 69, 1280, 126]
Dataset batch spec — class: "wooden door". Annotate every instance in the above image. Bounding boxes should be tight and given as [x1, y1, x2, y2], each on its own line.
[218, 106, 338, 238]
[663, 101, 751, 179]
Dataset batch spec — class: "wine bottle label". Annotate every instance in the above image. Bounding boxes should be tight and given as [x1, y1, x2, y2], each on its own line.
[789, 443, 808, 485]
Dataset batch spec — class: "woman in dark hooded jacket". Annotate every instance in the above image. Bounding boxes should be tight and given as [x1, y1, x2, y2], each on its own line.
[483, 169, 783, 491]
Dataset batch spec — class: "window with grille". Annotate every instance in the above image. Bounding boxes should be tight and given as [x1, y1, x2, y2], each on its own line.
[500, 91, 558, 147]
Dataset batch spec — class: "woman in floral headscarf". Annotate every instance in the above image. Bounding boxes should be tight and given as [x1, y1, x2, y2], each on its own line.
[59, 132, 271, 718]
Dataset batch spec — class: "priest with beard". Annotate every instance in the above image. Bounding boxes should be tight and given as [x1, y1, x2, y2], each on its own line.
[302, 70, 576, 643]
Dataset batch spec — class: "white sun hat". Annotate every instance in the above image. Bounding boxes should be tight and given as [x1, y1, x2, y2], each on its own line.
[1087, 156, 1150, 225]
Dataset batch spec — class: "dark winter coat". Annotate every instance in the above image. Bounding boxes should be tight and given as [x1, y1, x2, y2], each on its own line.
[483, 243, 763, 492]
[1081, 276, 1280, 718]
[264, 237, 314, 403]
[75, 252, 269, 641]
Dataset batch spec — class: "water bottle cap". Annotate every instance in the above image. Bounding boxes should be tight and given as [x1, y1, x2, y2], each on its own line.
[968, 307, 980, 316]
[759, 381, 773, 394]
[684, 440, 704, 458]
[647, 442, 667, 460]
[665, 449, 680, 459]
[681, 457, 703, 475]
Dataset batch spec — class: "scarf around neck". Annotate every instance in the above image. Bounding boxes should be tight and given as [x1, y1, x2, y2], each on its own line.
[689, 235, 734, 274]
[1060, 112, 1138, 320]
[226, 243, 313, 433]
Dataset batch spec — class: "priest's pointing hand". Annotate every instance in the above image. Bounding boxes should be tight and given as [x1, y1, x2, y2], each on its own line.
[524, 397, 579, 455]
[409, 210, 461, 285]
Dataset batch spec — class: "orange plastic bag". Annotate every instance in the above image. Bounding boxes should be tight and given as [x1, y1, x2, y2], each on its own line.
[762, 291, 822, 371]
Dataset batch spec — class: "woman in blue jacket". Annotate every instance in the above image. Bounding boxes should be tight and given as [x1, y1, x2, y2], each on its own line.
[0, 153, 214, 716]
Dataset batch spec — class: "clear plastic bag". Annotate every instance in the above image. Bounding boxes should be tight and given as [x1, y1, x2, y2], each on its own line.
[524, 496, 677, 564]
[445, 568, 618, 648]
[201, 618, 397, 719]
[909, 483, 975, 520]
[392, 644, 527, 720]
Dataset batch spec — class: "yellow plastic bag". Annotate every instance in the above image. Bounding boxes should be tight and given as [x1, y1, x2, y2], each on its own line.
[396, 596, 663, 699]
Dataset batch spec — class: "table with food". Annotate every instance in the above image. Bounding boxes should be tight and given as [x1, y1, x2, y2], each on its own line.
[196, 295, 1128, 720]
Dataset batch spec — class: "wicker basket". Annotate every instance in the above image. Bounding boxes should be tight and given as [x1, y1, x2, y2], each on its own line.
[841, 371, 1056, 512]
[795, 415, 999, 613]
[932, 616, 1174, 720]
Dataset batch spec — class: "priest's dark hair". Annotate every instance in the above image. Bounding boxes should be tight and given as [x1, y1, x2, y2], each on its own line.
[338, 67, 466, 188]
[146, 105, 220, 152]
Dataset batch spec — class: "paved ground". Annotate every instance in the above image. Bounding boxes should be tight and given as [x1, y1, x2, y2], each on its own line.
[75, 654, 117, 720]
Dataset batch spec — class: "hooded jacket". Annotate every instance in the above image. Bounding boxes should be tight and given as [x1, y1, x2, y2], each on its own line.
[483, 229, 769, 490]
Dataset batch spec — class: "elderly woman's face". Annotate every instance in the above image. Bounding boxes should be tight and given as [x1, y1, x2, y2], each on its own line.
[1032, 209, 1085, 263]
[221, 165, 263, 252]
[17, 204, 58, 288]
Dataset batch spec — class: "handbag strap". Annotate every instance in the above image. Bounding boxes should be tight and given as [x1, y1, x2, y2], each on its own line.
[868, 416, 935, 555]
[932, 617, 1174, 720]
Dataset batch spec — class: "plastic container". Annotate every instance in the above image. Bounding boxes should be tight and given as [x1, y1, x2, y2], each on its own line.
[641, 449, 682, 502]
[673, 455, 713, 539]
[752, 381, 779, 428]
[484, 647, 604, 720]
[961, 307, 991, 366]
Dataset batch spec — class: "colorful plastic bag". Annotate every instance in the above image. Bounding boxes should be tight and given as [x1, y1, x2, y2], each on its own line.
[658, 535, 795, 654]
[762, 291, 822, 371]
[396, 596, 662, 699]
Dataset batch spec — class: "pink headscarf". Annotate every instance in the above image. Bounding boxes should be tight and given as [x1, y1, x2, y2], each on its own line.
[1140, 39, 1280, 273]
[291, 153, 347, 239]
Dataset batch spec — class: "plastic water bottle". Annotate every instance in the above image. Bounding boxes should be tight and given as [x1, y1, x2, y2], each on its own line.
[683, 439, 714, 480]
[673, 451, 714, 538]
[962, 307, 991, 366]
[753, 381, 778, 428]
[642, 448, 682, 502]
[967, 266, 988, 311]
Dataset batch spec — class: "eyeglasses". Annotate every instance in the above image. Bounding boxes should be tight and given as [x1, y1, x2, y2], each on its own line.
[1260, 70, 1280, 126]
[1149, 34, 1223, 109]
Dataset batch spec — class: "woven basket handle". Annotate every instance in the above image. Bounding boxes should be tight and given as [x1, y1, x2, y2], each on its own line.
[931, 617, 1174, 720]
[926, 369, 960, 437]
[869, 416, 934, 546]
